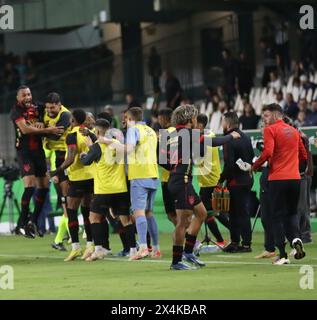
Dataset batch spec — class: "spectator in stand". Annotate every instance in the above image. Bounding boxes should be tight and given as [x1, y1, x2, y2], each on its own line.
[148, 47, 162, 92]
[235, 52, 253, 96]
[180, 96, 194, 106]
[304, 99, 317, 126]
[275, 90, 286, 110]
[126, 93, 141, 109]
[294, 111, 306, 128]
[290, 60, 305, 79]
[261, 15, 276, 46]
[164, 70, 182, 110]
[222, 48, 237, 101]
[293, 76, 301, 91]
[284, 93, 299, 120]
[260, 38, 279, 87]
[151, 88, 162, 112]
[209, 100, 229, 134]
[25, 57, 37, 85]
[3, 62, 19, 92]
[300, 74, 316, 93]
[239, 103, 260, 130]
[200, 87, 215, 116]
[216, 86, 228, 102]
[150, 109, 160, 133]
[298, 98, 312, 117]
[267, 71, 282, 92]
[15, 55, 27, 85]
[275, 21, 290, 75]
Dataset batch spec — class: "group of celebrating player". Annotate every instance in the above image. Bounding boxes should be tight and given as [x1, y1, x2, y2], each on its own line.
[11, 85, 240, 270]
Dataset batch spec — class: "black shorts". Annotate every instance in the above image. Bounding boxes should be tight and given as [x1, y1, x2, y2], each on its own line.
[68, 179, 94, 198]
[55, 151, 68, 183]
[91, 193, 130, 216]
[199, 187, 215, 211]
[161, 182, 176, 214]
[17, 149, 47, 177]
[168, 176, 201, 210]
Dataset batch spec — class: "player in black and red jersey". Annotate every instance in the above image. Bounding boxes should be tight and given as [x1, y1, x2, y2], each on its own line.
[10, 85, 63, 238]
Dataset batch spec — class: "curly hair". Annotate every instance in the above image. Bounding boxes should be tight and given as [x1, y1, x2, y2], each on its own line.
[171, 104, 198, 126]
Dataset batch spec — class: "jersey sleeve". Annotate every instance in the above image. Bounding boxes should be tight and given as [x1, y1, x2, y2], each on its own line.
[66, 132, 77, 148]
[56, 112, 71, 129]
[10, 107, 24, 124]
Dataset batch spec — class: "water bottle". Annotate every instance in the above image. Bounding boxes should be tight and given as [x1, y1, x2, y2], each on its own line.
[223, 188, 230, 213]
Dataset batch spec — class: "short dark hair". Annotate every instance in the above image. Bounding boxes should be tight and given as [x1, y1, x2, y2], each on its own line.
[95, 119, 110, 131]
[72, 109, 87, 125]
[223, 111, 239, 128]
[97, 112, 113, 124]
[46, 92, 61, 104]
[197, 113, 208, 128]
[127, 107, 143, 121]
[158, 108, 173, 120]
[17, 85, 29, 94]
[262, 103, 283, 114]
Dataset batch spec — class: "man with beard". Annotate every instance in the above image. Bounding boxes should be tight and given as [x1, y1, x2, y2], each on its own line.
[10, 86, 63, 238]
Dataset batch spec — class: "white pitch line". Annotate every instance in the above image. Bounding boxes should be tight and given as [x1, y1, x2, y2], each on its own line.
[215, 255, 243, 259]
[0, 254, 316, 268]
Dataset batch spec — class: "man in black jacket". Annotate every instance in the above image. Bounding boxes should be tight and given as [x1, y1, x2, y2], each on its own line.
[218, 112, 254, 253]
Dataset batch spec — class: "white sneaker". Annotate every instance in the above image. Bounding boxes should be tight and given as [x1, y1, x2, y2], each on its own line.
[193, 240, 202, 255]
[289, 248, 296, 258]
[292, 238, 306, 260]
[273, 257, 290, 265]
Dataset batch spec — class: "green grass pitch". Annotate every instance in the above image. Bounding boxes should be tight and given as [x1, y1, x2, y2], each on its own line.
[0, 231, 317, 300]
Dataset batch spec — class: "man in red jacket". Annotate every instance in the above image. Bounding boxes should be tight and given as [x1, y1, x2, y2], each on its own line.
[252, 103, 307, 265]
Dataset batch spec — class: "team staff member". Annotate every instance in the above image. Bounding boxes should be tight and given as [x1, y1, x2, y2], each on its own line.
[219, 112, 254, 254]
[51, 109, 94, 261]
[11, 85, 63, 238]
[80, 119, 136, 261]
[196, 114, 230, 246]
[157, 108, 177, 226]
[164, 105, 240, 270]
[43, 92, 71, 251]
[252, 103, 307, 265]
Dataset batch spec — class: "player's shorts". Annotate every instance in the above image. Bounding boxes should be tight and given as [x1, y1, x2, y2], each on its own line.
[68, 179, 94, 198]
[168, 176, 201, 210]
[17, 149, 47, 178]
[91, 192, 130, 216]
[130, 185, 157, 212]
[199, 186, 215, 211]
[161, 182, 176, 214]
[54, 150, 68, 183]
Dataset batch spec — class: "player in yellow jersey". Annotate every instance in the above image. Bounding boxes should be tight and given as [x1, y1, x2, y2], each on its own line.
[43, 92, 71, 251]
[50, 109, 94, 261]
[80, 119, 136, 261]
[157, 108, 177, 226]
[99, 107, 161, 259]
[196, 114, 230, 247]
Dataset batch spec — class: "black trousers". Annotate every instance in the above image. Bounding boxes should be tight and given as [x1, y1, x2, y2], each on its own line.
[228, 186, 252, 246]
[260, 191, 275, 252]
[268, 180, 300, 253]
